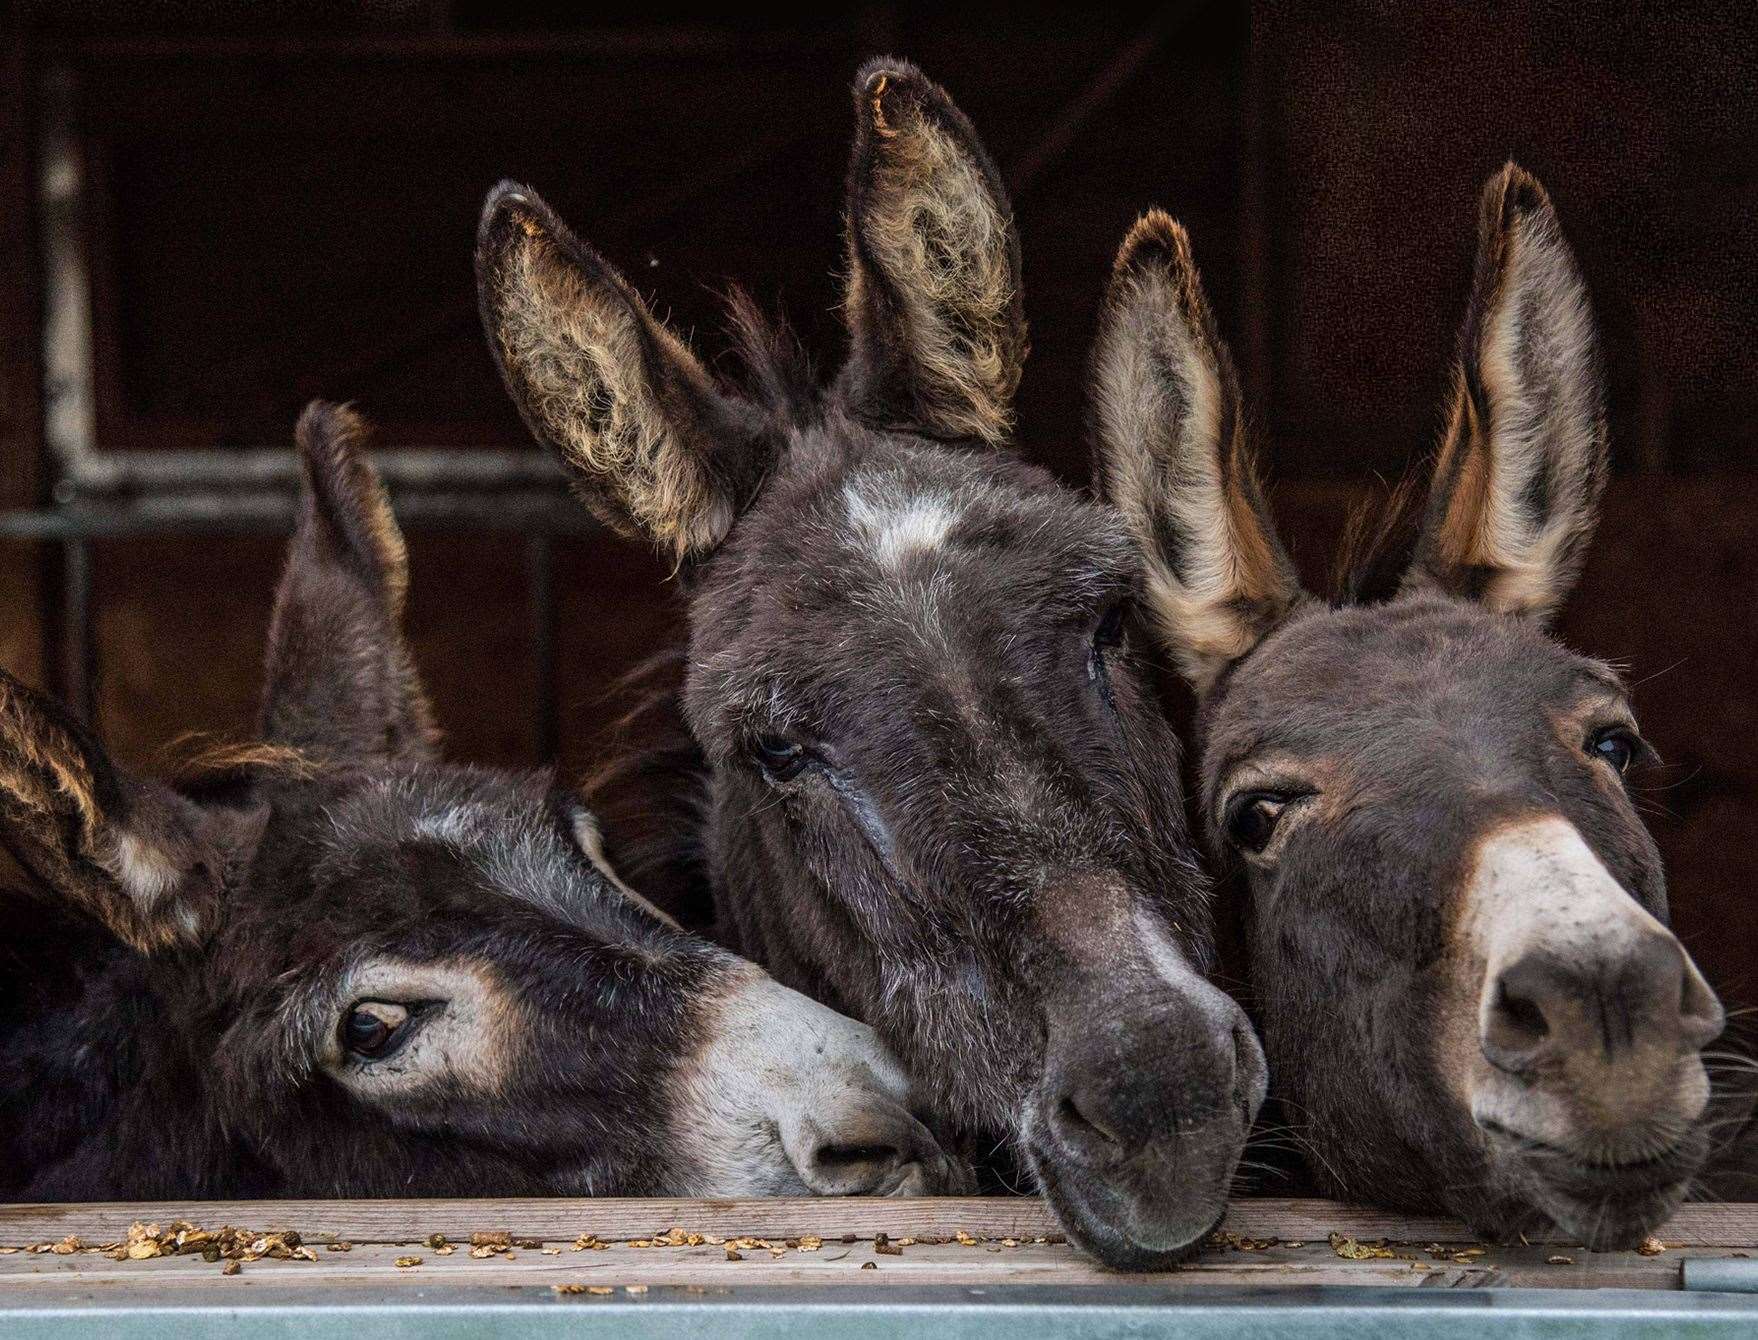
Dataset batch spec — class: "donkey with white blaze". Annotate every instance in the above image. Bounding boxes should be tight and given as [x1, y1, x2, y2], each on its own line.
[1089, 163, 1725, 1246]
[0, 402, 962, 1201]
[477, 59, 1266, 1269]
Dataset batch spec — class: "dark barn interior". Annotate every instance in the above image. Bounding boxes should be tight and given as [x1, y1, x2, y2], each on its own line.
[2, 2, 1754, 1022]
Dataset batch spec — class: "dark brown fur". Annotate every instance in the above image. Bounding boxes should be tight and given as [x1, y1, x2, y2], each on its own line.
[0, 404, 955, 1202]
[479, 59, 1266, 1270]
[1093, 165, 1725, 1248]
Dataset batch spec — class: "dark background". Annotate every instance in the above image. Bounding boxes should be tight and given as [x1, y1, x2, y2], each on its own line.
[2, 3, 1754, 1007]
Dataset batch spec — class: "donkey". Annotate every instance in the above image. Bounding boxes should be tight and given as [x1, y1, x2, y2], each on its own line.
[475, 60, 1265, 1268]
[0, 402, 964, 1202]
[1088, 164, 1724, 1246]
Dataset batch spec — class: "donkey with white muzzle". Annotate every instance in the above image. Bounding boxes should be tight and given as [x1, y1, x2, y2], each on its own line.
[0, 402, 963, 1202]
[1089, 164, 1725, 1246]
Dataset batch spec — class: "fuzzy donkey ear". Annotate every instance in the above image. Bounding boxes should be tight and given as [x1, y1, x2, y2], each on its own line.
[1403, 164, 1607, 621]
[476, 183, 771, 562]
[1089, 211, 1304, 697]
[0, 671, 233, 951]
[837, 59, 1028, 447]
[258, 402, 440, 767]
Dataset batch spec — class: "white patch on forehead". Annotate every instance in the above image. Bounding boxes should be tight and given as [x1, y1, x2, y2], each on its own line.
[412, 802, 486, 845]
[667, 964, 944, 1197]
[843, 478, 963, 571]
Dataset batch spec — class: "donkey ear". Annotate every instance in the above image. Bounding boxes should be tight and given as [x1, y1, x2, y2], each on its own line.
[476, 183, 769, 561]
[1403, 164, 1607, 621]
[0, 670, 232, 951]
[837, 59, 1028, 447]
[1090, 211, 1303, 697]
[259, 402, 439, 767]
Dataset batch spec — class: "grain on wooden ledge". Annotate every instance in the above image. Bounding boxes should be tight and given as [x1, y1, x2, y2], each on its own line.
[0, 1198, 1752, 1250]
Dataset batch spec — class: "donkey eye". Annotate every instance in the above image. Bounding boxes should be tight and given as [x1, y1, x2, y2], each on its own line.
[1093, 603, 1126, 652]
[1225, 793, 1292, 854]
[1588, 727, 1638, 775]
[752, 734, 810, 783]
[342, 1001, 410, 1060]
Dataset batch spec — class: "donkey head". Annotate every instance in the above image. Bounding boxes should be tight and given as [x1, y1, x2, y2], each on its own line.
[478, 60, 1264, 1268]
[0, 403, 960, 1202]
[1092, 167, 1723, 1246]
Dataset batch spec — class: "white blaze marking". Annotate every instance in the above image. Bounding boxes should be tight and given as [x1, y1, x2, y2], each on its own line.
[844, 480, 960, 570]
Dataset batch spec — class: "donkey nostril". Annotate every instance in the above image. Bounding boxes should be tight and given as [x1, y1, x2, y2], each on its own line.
[1482, 959, 1561, 1072]
[1497, 982, 1552, 1041]
[1056, 1094, 1123, 1151]
[813, 1142, 900, 1172]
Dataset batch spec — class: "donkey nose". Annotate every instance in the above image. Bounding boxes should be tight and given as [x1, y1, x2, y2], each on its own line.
[1045, 991, 1256, 1173]
[1482, 936, 1724, 1073]
[1048, 1083, 1132, 1169]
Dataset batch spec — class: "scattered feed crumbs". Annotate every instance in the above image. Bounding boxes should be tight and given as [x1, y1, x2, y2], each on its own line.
[79, 1222, 320, 1264]
[1638, 1237, 1667, 1257]
[395, 1256, 421, 1269]
[550, 1284, 615, 1296]
[1328, 1233, 1395, 1261]
[1209, 1231, 1278, 1252]
[1548, 1255, 1575, 1265]
[874, 1234, 903, 1257]
[630, 1227, 705, 1248]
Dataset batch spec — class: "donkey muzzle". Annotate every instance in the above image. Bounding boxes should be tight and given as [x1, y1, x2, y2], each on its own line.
[672, 964, 972, 1197]
[1027, 916, 1267, 1270]
[1462, 815, 1723, 1243]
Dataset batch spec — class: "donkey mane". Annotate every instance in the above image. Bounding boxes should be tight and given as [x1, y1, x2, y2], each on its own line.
[1330, 468, 1429, 606]
[581, 651, 715, 931]
[719, 286, 821, 433]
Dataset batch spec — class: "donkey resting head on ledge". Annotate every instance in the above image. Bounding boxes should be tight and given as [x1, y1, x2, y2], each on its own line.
[477, 60, 1266, 1269]
[0, 403, 965, 1203]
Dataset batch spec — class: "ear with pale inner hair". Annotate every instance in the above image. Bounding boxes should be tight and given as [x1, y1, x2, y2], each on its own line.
[1402, 163, 1607, 621]
[1089, 210, 1303, 697]
[258, 401, 439, 767]
[836, 59, 1028, 447]
[0, 669, 245, 952]
[476, 182, 771, 562]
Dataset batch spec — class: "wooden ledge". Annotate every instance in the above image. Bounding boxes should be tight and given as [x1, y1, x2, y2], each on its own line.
[0, 1198, 1751, 1295]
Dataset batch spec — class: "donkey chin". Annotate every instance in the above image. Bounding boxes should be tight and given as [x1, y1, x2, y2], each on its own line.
[1470, 1062, 1714, 1250]
[1018, 961, 1269, 1271]
[1024, 1109, 1251, 1271]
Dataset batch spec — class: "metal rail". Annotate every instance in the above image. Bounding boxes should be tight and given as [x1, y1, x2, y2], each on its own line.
[3, 1284, 1758, 1339]
[16, 66, 589, 753]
